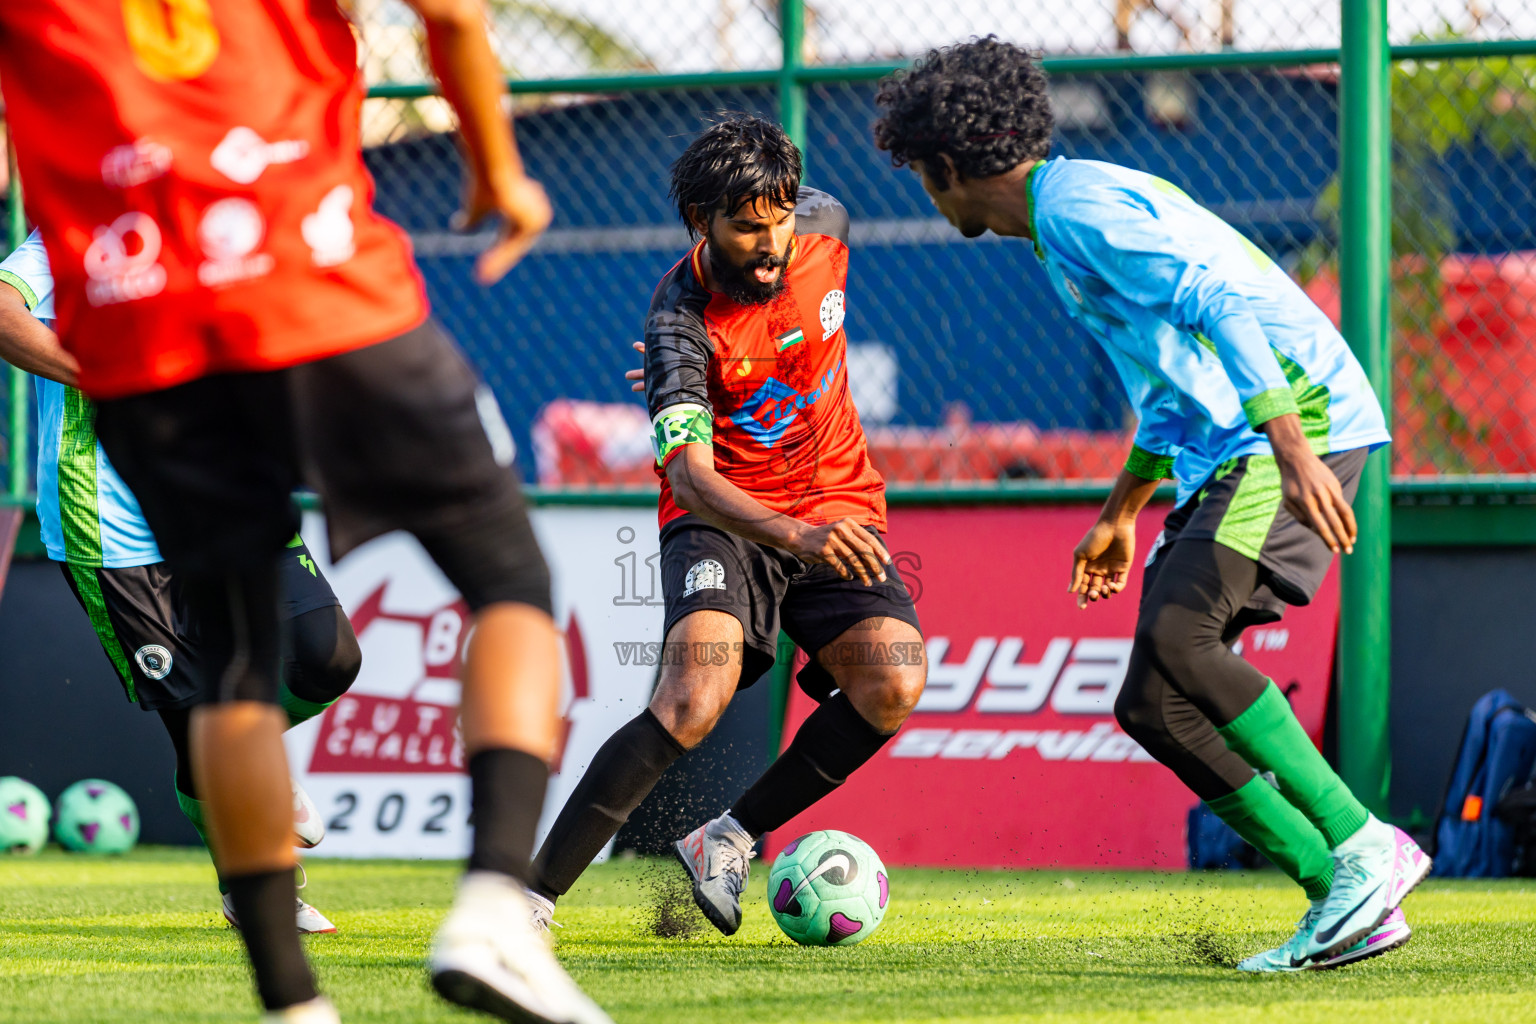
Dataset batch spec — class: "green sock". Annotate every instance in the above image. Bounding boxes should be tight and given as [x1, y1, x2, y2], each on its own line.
[1206, 775, 1335, 900]
[174, 779, 229, 896]
[279, 683, 336, 729]
[1218, 682, 1370, 849]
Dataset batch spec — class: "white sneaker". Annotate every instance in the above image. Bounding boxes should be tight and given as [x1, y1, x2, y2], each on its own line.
[430, 871, 612, 1024]
[222, 891, 338, 935]
[261, 996, 340, 1023]
[527, 889, 558, 934]
[674, 812, 755, 936]
[1302, 817, 1431, 961]
[292, 780, 325, 849]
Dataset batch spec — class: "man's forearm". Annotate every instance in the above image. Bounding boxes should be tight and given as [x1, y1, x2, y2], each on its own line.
[0, 303, 77, 385]
[412, 0, 524, 187]
[1098, 466, 1163, 525]
[1258, 412, 1313, 466]
[668, 452, 808, 550]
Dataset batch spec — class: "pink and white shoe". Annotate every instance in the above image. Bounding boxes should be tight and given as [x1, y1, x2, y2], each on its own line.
[1313, 907, 1412, 969]
[1303, 818, 1431, 961]
[222, 891, 338, 935]
[293, 779, 325, 849]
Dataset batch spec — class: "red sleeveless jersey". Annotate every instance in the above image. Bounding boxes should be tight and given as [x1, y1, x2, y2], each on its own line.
[0, 0, 427, 398]
[642, 189, 887, 531]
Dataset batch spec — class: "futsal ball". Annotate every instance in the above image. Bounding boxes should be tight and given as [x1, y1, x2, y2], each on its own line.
[767, 829, 889, 946]
[0, 777, 51, 854]
[54, 779, 139, 854]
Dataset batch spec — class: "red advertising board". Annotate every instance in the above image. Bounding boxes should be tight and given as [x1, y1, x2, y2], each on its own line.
[767, 505, 1340, 869]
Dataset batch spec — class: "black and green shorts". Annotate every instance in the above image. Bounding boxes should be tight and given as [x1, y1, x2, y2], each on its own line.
[1145, 448, 1369, 611]
[59, 537, 341, 712]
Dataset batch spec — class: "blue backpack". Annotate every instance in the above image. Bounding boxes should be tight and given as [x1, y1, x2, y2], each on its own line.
[1431, 689, 1536, 877]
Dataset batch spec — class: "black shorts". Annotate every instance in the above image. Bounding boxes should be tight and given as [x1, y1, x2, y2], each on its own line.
[93, 320, 549, 617]
[658, 514, 922, 698]
[60, 538, 340, 712]
[1145, 447, 1369, 618]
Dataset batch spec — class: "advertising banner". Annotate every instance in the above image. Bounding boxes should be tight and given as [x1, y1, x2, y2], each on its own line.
[285, 508, 664, 858]
[767, 505, 1340, 869]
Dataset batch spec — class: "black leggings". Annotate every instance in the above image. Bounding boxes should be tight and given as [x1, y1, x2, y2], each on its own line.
[164, 604, 360, 800]
[1113, 539, 1279, 802]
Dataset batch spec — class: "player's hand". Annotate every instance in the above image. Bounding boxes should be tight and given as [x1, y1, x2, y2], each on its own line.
[455, 172, 553, 285]
[789, 518, 891, 586]
[627, 341, 645, 393]
[1277, 449, 1357, 555]
[1071, 519, 1134, 610]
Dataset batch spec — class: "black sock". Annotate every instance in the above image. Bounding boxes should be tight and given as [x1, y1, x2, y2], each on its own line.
[532, 709, 686, 900]
[226, 869, 318, 1011]
[732, 693, 892, 838]
[467, 748, 550, 883]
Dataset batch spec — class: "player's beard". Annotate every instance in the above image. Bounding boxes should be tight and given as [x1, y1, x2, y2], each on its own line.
[709, 240, 790, 306]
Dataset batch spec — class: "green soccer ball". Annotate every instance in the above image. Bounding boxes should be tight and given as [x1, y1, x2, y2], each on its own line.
[0, 777, 52, 854]
[54, 779, 139, 854]
[767, 829, 889, 946]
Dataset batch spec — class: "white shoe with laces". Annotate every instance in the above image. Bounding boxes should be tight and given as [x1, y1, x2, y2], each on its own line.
[527, 889, 558, 935]
[674, 812, 755, 936]
[222, 865, 338, 935]
[261, 996, 340, 1023]
[430, 871, 612, 1024]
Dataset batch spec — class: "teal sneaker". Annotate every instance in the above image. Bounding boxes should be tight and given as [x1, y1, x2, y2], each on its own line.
[1237, 906, 1412, 973]
[1303, 819, 1431, 961]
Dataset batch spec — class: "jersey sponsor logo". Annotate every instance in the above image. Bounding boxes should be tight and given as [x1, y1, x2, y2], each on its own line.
[134, 644, 174, 681]
[121, 0, 221, 82]
[727, 361, 841, 449]
[83, 212, 167, 307]
[302, 185, 357, 267]
[210, 127, 311, 185]
[100, 139, 172, 189]
[819, 288, 845, 339]
[683, 559, 726, 597]
[196, 198, 274, 287]
[651, 403, 712, 464]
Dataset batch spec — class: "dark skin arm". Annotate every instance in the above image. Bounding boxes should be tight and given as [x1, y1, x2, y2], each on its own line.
[403, 0, 552, 283]
[665, 444, 891, 586]
[1260, 411, 1357, 554]
[1070, 466, 1162, 609]
[0, 283, 78, 385]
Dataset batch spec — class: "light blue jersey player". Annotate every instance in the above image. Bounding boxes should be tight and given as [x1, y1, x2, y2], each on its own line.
[875, 38, 1427, 977]
[0, 229, 360, 932]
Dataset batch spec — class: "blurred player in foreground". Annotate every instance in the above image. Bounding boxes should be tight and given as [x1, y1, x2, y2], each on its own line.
[0, 231, 360, 933]
[526, 117, 925, 937]
[0, 1, 608, 1021]
[872, 37, 1429, 971]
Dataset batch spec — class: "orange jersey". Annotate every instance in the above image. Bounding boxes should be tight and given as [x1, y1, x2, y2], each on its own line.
[643, 189, 887, 531]
[0, 0, 427, 398]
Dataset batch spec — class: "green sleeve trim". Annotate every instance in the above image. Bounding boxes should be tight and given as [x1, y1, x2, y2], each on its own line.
[1242, 387, 1301, 429]
[1125, 445, 1174, 481]
[1025, 161, 1046, 261]
[0, 268, 40, 311]
[651, 402, 712, 465]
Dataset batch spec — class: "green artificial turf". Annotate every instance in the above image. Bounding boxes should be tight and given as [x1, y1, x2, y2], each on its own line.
[2, 848, 1534, 1023]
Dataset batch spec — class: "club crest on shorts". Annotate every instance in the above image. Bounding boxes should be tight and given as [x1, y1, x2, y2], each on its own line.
[134, 644, 174, 680]
[683, 559, 727, 596]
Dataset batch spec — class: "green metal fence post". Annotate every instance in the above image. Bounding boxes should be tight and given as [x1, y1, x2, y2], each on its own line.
[778, 0, 807, 156]
[6, 145, 28, 504]
[1338, 0, 1392, 817]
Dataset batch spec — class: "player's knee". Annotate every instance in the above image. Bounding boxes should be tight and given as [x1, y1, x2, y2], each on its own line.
[1113, 669, 1162, 745]
[288, 606, 362, 703]
[857, 666, 925, 733]
[649, 678, 732, 749]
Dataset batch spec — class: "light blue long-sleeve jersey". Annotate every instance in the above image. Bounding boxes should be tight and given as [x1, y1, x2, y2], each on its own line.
[0, 230, 161, 567]
[1027, 157, 1390, 502]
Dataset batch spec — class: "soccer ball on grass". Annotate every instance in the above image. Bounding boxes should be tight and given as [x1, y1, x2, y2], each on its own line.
[0, 776, 51, 854]
[767, 829, 889, 946]
[54, 779, 139, 854]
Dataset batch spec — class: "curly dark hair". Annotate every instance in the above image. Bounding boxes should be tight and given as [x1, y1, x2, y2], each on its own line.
[670, 115, 803, 238]
[873, 36, 1052, 188]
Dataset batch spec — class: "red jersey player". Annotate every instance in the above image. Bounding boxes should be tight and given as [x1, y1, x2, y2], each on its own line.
[0, 2, 606, 1022]
[525, 117, 928, 941]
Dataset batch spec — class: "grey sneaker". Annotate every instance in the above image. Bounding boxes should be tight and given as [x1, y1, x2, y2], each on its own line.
[673, 813, 755, 936]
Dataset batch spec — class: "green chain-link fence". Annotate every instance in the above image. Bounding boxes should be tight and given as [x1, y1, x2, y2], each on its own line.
[6, 2, 1536, 494]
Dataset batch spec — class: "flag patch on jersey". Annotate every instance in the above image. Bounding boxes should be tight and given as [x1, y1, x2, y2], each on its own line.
[775, 327, 805, 351]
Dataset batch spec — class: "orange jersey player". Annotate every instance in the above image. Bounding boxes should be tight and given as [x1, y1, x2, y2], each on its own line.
[0, 2, 608, 1022]
[523, 117, 927, 944]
